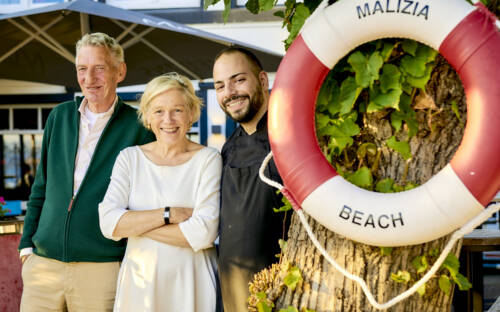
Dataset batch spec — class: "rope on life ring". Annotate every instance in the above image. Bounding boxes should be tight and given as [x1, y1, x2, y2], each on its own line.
[267, 0, 500, 247]
[259, 152, 500, 310]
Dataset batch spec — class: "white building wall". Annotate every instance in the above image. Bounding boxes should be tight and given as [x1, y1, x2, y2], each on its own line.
[191, 21, 287, 56]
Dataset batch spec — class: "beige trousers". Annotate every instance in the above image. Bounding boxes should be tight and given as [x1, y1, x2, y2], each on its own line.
[20, 254, 120, 312]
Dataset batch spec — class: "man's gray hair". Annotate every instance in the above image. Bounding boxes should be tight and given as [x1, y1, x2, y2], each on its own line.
[76, 32, 124, 65]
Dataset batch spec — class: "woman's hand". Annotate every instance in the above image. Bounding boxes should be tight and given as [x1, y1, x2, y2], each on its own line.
[170, 207, 193, 224]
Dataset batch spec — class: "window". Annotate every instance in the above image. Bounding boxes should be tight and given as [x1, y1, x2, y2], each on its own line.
[13, 109, 37, 130]
[0, 105, 54, 200]
[0, 109, 8, 130]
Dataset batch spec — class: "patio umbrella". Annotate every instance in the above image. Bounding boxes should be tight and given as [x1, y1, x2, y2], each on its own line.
[0, 0, 282, 89]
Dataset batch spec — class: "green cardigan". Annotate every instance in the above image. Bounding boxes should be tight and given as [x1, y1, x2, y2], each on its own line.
[19, 97, 154, 262]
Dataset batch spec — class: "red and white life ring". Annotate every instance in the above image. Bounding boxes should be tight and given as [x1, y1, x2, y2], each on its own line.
[268, 0, 500, 246]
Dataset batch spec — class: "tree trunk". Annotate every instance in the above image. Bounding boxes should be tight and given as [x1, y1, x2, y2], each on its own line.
[260, 55, 468, 311]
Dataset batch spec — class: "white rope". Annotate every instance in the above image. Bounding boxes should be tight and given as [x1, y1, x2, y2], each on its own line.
[259, 151, 500, 310]
[259, 151, 284, 190]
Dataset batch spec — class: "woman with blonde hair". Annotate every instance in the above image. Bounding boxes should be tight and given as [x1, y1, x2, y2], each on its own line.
[99, 73, 221, 311]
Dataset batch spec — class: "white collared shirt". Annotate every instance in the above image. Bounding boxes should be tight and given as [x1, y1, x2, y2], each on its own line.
[73, 97, 117, 195]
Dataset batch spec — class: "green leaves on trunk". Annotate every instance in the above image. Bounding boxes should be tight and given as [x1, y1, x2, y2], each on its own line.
[283, 266, 303, 290]
[348, 51, 383, 88]
[390, 251, 472, 297]
[441, 253, 473, 291]
[386, 136, 412, 160]
[315, 39, 437, 160]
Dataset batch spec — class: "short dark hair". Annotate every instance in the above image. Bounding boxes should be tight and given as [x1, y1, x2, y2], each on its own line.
[214, 47, 264, 76]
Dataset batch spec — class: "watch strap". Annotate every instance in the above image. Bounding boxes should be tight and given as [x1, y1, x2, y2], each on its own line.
[164, 206, 171, 225]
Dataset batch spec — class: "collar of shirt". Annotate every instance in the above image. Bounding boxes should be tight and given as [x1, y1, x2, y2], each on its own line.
[78, 96, 117, 127]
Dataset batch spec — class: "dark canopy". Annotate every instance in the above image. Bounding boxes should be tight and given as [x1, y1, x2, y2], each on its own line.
[0, 0, 282, 89]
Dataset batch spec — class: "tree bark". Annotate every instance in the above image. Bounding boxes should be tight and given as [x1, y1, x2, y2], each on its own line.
[256, 55, 468, 311]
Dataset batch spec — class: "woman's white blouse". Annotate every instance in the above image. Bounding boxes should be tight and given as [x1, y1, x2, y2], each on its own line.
[98, 146, 222, 312]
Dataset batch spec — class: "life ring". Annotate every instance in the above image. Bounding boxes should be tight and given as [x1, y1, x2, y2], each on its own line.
[268, 0, 500, 246]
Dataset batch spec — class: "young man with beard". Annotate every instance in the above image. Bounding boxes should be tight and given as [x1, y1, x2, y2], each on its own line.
[213, 47, 289, 311]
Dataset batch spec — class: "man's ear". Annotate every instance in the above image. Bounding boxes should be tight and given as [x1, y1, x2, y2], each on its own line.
[258, 71, 269, 90]
[117, 62, 127, 83]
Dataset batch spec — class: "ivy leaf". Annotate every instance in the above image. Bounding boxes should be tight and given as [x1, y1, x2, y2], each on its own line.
[371, 88, 402, 112]
[357, 142, 377, 159]
[401, 54, 427, 78]
[441, 253, 460, 276]
[203, 0, 220, 10]
[390, 93, 418, 137]
[222, 0, 231, 22]
[257, 301, 274, 312]
[316, 74, 338, 114]
[391, 270, 411, 284]
[403, 64, 433, 89]
[326, 113, 360, 154]
[429, 248, 439, 257]
[439, 275, 452, 295]
[336, 77, 360, 115]
[316, 113, 331, 136]
[246, 0, 260, 14]
[347, 166, 373, 190]
[375, 178, 394, 193]
[416, 44, 438, 63]
[402, 39, 418, 56]
[450, 100, 462, 123]
[403, 182, 417, 190]
[284, 4, 310, 49]
[348, 51, 383, 88]
[257, 292, 267, 300]
[417, 283, 426, 297]
[441, 253, 472, 291]
[392, 182, 417, 192]
[259, 0, 276, 11]
[401, 82, 413, 95]
[284, 266, 303, 290]
[380, 64, 401, 93]
[278, 307, 299, 312]
[381, 42, 396, 61]
[327, 126, 354, 155]
[386, 136, 412, 160]
[453, 272, 472, 291]
[367, 85, 402, 112]
[256, 291, 274, 312]
[411, 255, 428, 274]
[380, 247, 393, 256]
[279, 239, 287, 251]
[274, 195, 293, 212]
[274, 10, 285, 18]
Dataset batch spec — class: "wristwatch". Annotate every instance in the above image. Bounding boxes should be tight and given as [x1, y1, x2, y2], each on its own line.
[164, 206, 170, 225]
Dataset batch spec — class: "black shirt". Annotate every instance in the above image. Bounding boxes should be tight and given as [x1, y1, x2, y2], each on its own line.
[218, 113, 288, 312]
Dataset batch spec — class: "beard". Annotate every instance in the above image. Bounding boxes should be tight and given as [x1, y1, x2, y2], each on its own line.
[222, 84, 264, 123]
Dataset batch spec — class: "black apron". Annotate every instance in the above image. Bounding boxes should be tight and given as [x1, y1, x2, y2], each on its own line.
[218, 115, 289, 312]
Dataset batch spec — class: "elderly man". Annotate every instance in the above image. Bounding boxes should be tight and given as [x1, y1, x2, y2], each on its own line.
[213, 47, 289, 311]
[17, 32, 187, 311]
